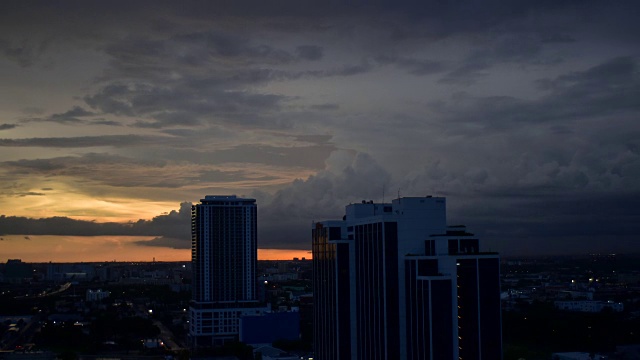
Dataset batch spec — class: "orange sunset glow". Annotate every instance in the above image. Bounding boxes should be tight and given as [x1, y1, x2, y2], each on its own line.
[0, 235, 310, 263]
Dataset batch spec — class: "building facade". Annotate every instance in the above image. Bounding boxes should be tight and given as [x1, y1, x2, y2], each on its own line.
[312, 197, 502, 360]
[190, 195, 266, 347]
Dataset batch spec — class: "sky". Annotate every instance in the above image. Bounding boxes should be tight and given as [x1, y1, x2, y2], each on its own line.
[0, 0, 639, 261]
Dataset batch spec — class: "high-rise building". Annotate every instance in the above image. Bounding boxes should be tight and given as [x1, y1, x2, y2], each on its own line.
[190, 195, 267, 348]
[312, 197, 502, 360]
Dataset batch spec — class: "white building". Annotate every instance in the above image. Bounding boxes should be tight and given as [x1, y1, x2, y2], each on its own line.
[313, 197, 502, 360]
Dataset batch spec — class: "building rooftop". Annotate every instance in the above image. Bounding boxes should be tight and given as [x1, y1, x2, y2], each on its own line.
[200, 195, 256, 204]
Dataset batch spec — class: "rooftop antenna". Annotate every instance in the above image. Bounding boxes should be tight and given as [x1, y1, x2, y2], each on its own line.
[397, 189, 401, 202]
[382, 184, 385, 203]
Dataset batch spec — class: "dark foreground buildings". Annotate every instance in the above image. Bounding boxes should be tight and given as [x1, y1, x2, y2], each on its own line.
[312, 196, 502, 360]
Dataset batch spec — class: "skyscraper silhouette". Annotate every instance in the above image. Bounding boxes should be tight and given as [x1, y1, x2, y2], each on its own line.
[312, 197, 502, 359]
[189, 195, 265, 348]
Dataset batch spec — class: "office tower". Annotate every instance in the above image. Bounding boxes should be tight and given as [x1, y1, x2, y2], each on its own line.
[312, 197, 502, 360]
[190, 195, 266, 348]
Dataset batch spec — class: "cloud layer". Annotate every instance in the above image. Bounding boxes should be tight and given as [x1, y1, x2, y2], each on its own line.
[0, 1, 639, 256]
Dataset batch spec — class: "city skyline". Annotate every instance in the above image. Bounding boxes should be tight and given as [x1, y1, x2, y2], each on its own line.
[312, 197, 501, 359]
[1, 1, 640, 261]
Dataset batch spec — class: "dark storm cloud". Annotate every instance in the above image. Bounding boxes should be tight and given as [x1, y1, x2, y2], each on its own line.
[154, 143, 336, 170]
[90, 119, 123, 126]
[539, 32, 576, 44]
[295, 45, 323, 61]
[391, 61, 640, 256]
[133, 111, 201, 129]
[83, 80, 288, 129]
[0, 135, 163, 148]
[488, 35, 544, 63]
[48, 106, 95, 124]
[318, 62, 373, 77]
[438, 35, 547, 85]
[537, 56, 638, 93]
[100, 31, 301, 85]
[4, 158, 67, 172]
[195, 169, 263, 183]
[21, 106, 98, 125]
[82, 84, 136, 117]
[4, 153, 163, 173]
[432, 56, 640, 133]
[0, 1, 632, 58]
[212, 144, 335, 168]
[309, 104, 339, 111]
[172, 31, 295, 64]
[394, 136, 640, 256]
[15, 192, 46, 197]
[258, 152, 392, 249]
[78, 46, 377, 128]
[374, 55, 444, 76]
[0, 124, 17, 131]
[0, 37, 50, 67]
[292, 134, 333, 145]
[1, 153, 274, 188]
[438, 62, 490, 85]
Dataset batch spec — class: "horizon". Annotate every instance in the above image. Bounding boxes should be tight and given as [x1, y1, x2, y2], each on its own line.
[5, 252, 637, 264]
[0, 235, 311, 262]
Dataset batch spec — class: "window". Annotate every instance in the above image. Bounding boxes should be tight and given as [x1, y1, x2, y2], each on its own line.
[425, 240, 436, 256]
[417, 259, 438, 276]
[459, 239, 479, 253]
[448, 239, 458, 255]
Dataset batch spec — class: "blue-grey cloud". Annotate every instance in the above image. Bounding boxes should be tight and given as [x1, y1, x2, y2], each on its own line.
[0, 202, 192, 239]
[0, 135, 163, 148]
[21, 106, 98, 125]
[432, 56, 640, 133]
[295, 45, 323, 61]
[375, 55, 444, 76]
[0, 124, 17, 130]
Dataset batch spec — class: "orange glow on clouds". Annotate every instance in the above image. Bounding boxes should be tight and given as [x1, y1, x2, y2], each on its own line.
[0, 179, 176, 222]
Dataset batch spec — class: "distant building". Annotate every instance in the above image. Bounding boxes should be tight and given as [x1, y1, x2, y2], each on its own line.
[46, 263, 95, 282]
[86, 289, 110, 302]
[0, 350, 56, 360]
[189, 195, 268, 348]
[552, 352, 608, 360]
[3, 259, 32, 283]
[312, 197, 502, 360]
[554, 300, 623, 313]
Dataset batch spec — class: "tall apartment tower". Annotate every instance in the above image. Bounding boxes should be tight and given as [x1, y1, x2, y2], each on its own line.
[312, 197, 502, 360]
[190, 195, 266, 348]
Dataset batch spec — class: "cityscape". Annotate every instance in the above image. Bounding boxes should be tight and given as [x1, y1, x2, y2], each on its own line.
[2, 1, 640, 360]
[2, 195, 640, 360]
